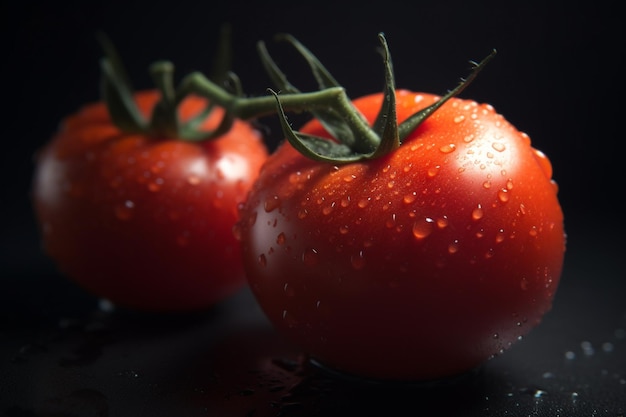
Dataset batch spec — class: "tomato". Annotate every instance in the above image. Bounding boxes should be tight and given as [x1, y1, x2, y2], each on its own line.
[33, 90, 268, 311]
[234, 88, 566, 381]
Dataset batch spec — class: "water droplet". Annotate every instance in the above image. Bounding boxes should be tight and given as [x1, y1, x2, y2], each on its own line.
[602, 342, 614, 353]
[357, 198, 371, 208]
[482, 180, 492, 189]
[472, 205, 484, 221]
[282, 310, 297, 327]
[297, 209, 308, 219]
[439, 143, 456, 154]
[533, 389, 548, 398]
[350, 251, 366, 270]
[518, 203, 527, 215]
[491, 142, 506, 152]
[565, 351, 576, 360]
[147, 177, 164, 192]
[258, 254, 267, 267]
[385, 214, 397, 229]
[338, 225, 349, 235]
[497, 188, 509, 203]
[340, 197, 350, 207]
[495, 229, 506, 243]
[427, 165, 440, 178]
[276, 232, 286, 245]
[187, 175, 201, 185]
[302, 248, 319, 266]
[463, 134, 475, 143]
[453, 115, 465, 123]
[493, 333, 499, 339]
[264, 195, 281, 212]
[542, 372, 555, 379]
[529, 226, 538, 237]
[448, 240, 459, 254]
[436, 217, 449, 229]
[581, 340, 594, 356]
[412, 217, 434, 239]
[322, 203, 335, 215]
[343, 175, 356, 182]
[283, 282, 295, 297]
[403, 193, 417, 204]
[520, 277, 529, 290]
[114, 200, 135, 220]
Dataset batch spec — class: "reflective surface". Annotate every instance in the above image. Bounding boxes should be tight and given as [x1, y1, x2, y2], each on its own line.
[2, 225, 624, 416]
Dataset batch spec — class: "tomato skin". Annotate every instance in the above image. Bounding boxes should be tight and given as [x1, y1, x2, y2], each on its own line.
[236, 90, 566, 381]
[33, 91, 268, 311]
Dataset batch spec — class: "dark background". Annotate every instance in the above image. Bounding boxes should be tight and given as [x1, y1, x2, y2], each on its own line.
[3, 1, 623, 271]
[2, 1, 624, 416]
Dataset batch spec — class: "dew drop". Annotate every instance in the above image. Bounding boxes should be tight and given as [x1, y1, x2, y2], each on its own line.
[357, 198, 371, 208]
[297, 209, 308, 219]
[427, 165, 440, 178]
[276, 232, 286, 245]
[493, 333, 499, 339]
[436, 217, 449, 229]
[343, 175, 356, 183]
[412, 217, 434, 239]
[448, 240, 459, 254]
[472, 205, 484, 221]
[148, 178, 164, 192]
[492, 142, 506, 152]
[350, 251, 366, 270]
[453, 115, 465, 123]
[264, 195, 281, 212]
[495, 229, 506, 243]
[258, 254, 267, 267]
[439, 144, 456, 154]
[529, 226, 538, 237]
[302, 248, 319, 266]
[482, 180, 492, 189]
[322, 203, 335, 215]
[403, 193, 417, 204]
[339, 225, 349, 235]
[114, 200, 135, 220]
[520, 277, 529, 290]
[497, 188, 510, 203]
[187, 175, 201, 185]
[565, 351, 576, 360]
[463, 134, 475, 143]
[283, 282, 295, 297]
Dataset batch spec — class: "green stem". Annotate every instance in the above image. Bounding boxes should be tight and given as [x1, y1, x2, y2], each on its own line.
[178, 73, 380, 153]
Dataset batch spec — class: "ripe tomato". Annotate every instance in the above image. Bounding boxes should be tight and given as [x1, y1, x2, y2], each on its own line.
[33, 90, 268, 311]
[235, 89, 566, 381]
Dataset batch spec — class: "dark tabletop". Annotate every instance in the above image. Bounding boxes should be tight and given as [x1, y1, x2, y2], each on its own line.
[2, 222, 625, 417]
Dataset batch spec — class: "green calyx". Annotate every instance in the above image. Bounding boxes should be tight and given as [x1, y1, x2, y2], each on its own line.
[98, 29, 237, 142]
[98, 29, 495, 158]
[259, 33, 496, 163]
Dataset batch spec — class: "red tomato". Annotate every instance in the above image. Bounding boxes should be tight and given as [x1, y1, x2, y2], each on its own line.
[33, 90, 268, 311]
[235, 90, 566, 381]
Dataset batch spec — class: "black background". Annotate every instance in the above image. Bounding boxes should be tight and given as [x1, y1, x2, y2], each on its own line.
[2, 1, 625, 416]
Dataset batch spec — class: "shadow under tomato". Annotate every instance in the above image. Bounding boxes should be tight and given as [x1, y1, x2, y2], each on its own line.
[201, 327, 505, 417]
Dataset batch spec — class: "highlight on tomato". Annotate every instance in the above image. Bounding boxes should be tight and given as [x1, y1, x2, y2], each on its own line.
[32, 33, 269, 312]
[232, 33, 566, 381]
